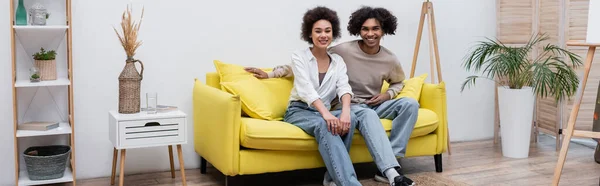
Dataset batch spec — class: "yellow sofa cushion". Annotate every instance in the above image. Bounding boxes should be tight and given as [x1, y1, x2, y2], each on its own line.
[395, 73, 427, 100]
[214, 60, 294, 121]
[240, 108, 439, 151]
[381, 73, 427, 101]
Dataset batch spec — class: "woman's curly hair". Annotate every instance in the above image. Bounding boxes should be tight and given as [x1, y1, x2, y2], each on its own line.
[347, 6, 398, 36]
[301, 6, 341, 44]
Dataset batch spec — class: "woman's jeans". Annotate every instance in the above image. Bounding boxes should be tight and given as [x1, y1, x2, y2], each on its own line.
[284, 101, 361, 186]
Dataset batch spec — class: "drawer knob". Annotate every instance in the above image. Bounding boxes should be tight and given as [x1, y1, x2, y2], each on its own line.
[145, 122, 160, 127]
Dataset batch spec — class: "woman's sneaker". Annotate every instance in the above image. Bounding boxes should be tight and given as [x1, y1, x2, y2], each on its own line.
[393, 175, 415, 186]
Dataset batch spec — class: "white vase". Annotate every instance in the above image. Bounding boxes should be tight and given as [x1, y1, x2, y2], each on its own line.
[498, 86, 535, 158]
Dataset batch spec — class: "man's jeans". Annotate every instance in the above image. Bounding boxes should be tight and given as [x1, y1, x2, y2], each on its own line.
[366, 97, 420, 157]
[284, 101, 361, 186]
[351, 104, 402, 173]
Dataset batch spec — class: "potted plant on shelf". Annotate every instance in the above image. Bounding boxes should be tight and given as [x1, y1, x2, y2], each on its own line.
[460, 33, 583, 158]
[32, 47, 57, 81]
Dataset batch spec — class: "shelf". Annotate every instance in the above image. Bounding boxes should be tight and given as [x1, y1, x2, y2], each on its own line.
[13, 25, 68, 58]
[19, 168, 73, 186]
[15, 78, 70, 87]
[13, 25, 69, 30]
[16, 122, 72, 138]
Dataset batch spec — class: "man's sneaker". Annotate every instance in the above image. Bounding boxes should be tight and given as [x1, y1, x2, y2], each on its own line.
[392, 175, 415, 186]
[374, 167, 402, 183]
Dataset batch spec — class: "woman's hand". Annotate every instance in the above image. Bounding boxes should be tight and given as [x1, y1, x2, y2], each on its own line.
[339, 110, 351, 135]
[244, 67, 268, 79]
[322, 111, 341, 135]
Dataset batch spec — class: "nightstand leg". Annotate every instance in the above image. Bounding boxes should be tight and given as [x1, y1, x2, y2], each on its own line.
[177, 145, 187, 186]
[119, 149, 126, 186]
[111, 148, 118, 185]
[168, 145, 175, 178]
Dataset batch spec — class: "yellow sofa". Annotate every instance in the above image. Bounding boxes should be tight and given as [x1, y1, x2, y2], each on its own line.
[192, 70, 448, 181]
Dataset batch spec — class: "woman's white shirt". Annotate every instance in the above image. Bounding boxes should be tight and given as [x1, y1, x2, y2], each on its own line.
[288, 47, 354, 110]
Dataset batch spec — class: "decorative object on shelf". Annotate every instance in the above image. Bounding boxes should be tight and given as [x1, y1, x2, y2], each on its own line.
[460, 33, 583, 158]
[29, 3, 49, 26]
[29, 67, 40, 82]
[15, 0, 27, 25]
[32, 47, 57, 81]
[114, 4, 145, 114]
[23, 145, 71, 181]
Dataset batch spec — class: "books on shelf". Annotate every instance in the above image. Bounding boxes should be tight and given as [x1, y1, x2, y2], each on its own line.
[141, 105, 178, 112]
[18, 121, 59, 131]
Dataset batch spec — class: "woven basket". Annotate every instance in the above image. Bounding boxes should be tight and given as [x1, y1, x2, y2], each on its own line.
[118, 58, 144, 114]
[23, 145, 71, 180]
[35, 59, 56, 80]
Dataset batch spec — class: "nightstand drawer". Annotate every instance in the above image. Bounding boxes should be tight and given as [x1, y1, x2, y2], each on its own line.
[118, 117, 185, 147]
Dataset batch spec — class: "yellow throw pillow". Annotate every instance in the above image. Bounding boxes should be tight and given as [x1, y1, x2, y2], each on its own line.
[395, 73, 428, 101]
[214, 60, 293, 121]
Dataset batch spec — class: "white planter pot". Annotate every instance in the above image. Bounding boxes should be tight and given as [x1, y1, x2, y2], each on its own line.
[498, 86, 535, 158]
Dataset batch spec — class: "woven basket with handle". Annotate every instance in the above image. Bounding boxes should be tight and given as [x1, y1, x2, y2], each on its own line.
[118, 58, 144, 114]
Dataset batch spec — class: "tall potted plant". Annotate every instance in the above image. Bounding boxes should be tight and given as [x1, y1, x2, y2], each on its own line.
[461, 33, 583, 158]
[32, 47, 57, 81]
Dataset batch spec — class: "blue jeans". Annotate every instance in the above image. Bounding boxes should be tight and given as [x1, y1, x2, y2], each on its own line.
[284, 101, 361, 186]
[350, 104, 402, 173]
[367, 97, 420, 157]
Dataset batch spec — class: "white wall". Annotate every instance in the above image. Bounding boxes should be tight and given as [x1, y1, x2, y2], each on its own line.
[0, 0, 497, 184]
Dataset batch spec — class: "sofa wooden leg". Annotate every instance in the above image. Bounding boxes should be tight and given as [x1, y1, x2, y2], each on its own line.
[434, 154, 443, 172]
[200, 156, 207, 174]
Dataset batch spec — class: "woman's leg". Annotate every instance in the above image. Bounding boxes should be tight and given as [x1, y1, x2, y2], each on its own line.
[284, 102, 361, 186]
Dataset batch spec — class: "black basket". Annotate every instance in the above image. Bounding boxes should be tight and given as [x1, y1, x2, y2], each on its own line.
[23, 145, 71, 180]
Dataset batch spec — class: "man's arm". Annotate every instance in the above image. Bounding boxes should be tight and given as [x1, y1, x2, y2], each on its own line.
[267, 64, 293, 78]
[385, 58, 406, 98]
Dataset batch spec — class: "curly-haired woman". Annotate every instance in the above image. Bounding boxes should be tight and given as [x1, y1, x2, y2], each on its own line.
[282, 6, 360, 186]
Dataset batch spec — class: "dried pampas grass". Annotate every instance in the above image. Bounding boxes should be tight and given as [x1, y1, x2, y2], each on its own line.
[114, 4, 144, 59]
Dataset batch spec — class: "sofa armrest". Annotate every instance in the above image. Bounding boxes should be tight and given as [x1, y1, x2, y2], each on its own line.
[193, 79, 241, 176]
[419, 82, 448, 154]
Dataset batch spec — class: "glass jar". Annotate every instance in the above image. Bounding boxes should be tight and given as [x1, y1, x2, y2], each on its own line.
[30, 67, 40, 82]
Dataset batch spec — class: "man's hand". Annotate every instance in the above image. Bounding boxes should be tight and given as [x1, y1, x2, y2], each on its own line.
[322, 111, 341, 135]
[365, 93, 391, 106]
[244, 67, 268, 79]
[339, 110, 351, 135]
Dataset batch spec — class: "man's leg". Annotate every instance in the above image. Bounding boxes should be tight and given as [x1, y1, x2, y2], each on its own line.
[372, 97, 420, 157]
[284, 102, 361, 186]
[352, 105, 414, 185]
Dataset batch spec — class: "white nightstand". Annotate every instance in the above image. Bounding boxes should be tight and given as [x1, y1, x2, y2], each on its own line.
[108, 110, 188, 186]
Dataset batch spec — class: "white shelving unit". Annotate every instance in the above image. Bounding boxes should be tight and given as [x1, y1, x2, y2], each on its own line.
[10, 0, 76, 185]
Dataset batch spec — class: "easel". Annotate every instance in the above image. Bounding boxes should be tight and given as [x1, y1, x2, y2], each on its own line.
[552, 41, 600, 185]
[409, 0, 451, 155]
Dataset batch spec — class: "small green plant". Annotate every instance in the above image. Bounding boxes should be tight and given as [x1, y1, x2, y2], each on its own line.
[32, 47, 56, 60]
[31, 74, 39, 79]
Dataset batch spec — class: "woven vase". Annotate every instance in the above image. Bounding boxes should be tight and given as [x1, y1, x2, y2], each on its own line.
[118, 58, 144, 114]
[35, 59, 56, 80]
